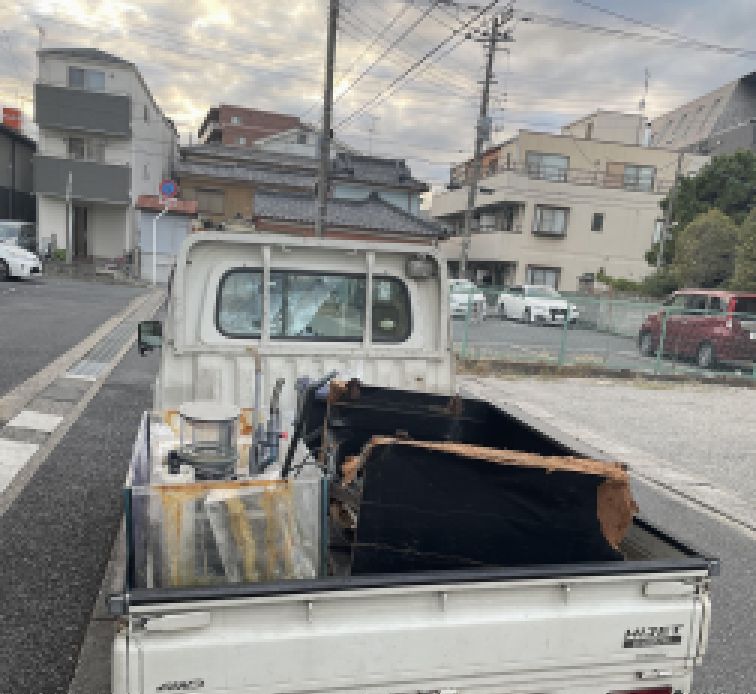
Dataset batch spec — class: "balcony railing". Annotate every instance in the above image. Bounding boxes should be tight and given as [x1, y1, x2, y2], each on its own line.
[34, 155, 130, 205]
[452, 163, 674, 195]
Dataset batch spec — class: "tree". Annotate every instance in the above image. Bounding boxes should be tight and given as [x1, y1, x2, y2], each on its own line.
[647, 151, 756, 266]
[731, 208, 756, 290]
[672, 209, 738, 288]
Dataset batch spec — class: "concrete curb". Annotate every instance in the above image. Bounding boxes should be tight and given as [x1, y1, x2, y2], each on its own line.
[0, 290, 165, 517]
[456, 358, 756, 389]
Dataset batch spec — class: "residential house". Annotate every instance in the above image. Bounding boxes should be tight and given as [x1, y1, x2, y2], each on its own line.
[253, 189, 445, 243]
[432, 124, 708, 290]
[651, 72, 756, 155]
[0, 116, 36, 223]
[198, 105, 301, 148]
[34, 48, 177, 262]
[254, 123, 356, 158]
[177, 145, 429, 229]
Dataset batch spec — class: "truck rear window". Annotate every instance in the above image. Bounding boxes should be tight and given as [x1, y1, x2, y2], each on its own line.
[217, 269, 411, 342]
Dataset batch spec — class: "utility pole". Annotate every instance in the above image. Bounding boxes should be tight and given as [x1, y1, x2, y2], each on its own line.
[316, 0, 339, 238]
[460, 7, 513, 278]
[657, 152, 683, 270]
[65, 171, 73, 265]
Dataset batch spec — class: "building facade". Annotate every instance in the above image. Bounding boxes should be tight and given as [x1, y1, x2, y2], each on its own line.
[34, 48, 177, 262]
[198, 105, 301, 148]
[650, 72, 756, 154]
[433, 127, 708, 290]
[0, 121, 36, 223]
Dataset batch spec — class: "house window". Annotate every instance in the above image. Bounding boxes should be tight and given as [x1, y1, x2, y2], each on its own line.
[143, 163, 150, 181]
[533, 205, 569, 236]
[591, 212, 604, 233]
[231, 115, 241, 125]
[623, 164, 656, 192]
[67, 137, 86, 160]
[296, 132, 307, 144]
[238, 136, 247, 145]
[525, 152, 569, 182]
[196, 189, 225, 215]
[67, 66, 105, 91]
[526, 266, 561, 289]
[144, 105, 150, 122]
[67, 137, 104, 162]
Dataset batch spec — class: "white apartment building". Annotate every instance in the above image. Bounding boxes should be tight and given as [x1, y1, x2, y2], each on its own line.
[34, 48, 177, 262]
[432, 113, 708, 291]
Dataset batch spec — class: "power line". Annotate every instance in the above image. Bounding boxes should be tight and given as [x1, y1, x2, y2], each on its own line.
[520, 9, 756, 59]
[333, 2, 440, 108]
[337, 0, 502, 128]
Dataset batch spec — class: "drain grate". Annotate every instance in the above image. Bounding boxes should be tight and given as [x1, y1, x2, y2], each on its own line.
[66, 320, 139, 380]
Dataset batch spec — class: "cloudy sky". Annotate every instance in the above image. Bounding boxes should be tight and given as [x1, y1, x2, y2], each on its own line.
[2, 0, 756, 186]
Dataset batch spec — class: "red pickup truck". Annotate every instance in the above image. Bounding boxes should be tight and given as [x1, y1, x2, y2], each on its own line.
[638, 289, 756, 369]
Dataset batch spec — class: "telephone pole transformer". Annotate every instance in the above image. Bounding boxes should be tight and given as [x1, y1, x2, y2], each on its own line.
[460, 5, 514, 278]
[317, 0, 339, 238]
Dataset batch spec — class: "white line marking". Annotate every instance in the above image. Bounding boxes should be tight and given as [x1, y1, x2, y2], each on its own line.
[0, 438, 40, 480]
[64, 373, 97, 382]
[7, 410, 64, 433]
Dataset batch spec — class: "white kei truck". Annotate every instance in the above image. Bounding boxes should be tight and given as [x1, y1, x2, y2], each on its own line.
[110, 233, 717, 694]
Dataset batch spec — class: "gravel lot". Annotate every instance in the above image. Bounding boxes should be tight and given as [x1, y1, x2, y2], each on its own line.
[0, 277, 145, 397]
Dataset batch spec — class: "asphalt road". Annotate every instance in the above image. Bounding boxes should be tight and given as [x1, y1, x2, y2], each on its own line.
[453, 316, 755, 378]
[0, 277, 145, 396]
[0, 343, 160, 694]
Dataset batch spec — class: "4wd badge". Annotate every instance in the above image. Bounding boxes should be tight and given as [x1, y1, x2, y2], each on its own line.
[623, 624, 684, 648]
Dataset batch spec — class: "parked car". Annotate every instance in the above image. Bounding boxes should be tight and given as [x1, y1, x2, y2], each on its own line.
[638, 289, 756, 369]
[498, 284, 579, 324]
[448, 278, 486, 319]
[0, 220, 38, 254]
[0, 241, 42, 281]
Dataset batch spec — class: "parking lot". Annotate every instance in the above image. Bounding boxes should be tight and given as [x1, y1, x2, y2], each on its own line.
[452, 314, 756, 379]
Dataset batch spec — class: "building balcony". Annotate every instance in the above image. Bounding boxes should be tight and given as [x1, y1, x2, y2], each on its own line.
[34, 155, 130, 205]
[450, 163, 674, 196]
[34, 83, 131, 137]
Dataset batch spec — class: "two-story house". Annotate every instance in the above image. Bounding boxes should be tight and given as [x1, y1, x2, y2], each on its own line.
[433, 112, 709, 291]
[33, 48, 177, 264]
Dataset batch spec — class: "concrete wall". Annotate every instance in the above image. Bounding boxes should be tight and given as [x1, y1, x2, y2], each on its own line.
[562, 112, 643, 146]
[37, 196, 66, 250]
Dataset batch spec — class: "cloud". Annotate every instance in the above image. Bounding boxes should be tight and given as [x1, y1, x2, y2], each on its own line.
[2, 0, 756, 184]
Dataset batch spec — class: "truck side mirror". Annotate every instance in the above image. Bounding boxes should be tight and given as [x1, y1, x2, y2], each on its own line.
[138, 320, 163, 356]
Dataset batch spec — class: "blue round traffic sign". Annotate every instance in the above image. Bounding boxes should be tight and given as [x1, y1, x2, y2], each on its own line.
[160, 179, 178, 198]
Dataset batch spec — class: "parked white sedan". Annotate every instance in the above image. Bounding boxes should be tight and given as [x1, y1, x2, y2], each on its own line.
[0, 243, 42, 280]
[498, 284, 579, 324]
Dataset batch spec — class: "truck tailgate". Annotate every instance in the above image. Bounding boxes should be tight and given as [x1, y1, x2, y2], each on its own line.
[115, 564, 710, 694]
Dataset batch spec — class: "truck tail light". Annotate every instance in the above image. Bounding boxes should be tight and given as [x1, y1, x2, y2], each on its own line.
[608, 688, 672, 694]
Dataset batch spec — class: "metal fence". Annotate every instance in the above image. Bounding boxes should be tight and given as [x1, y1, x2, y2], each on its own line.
[453, 287, 756, 380]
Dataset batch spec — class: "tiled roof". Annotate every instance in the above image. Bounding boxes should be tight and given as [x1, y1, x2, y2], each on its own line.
[332, 152, 428, 191]
[254, 190, 446, 238]
[176, 161, 314, 189]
